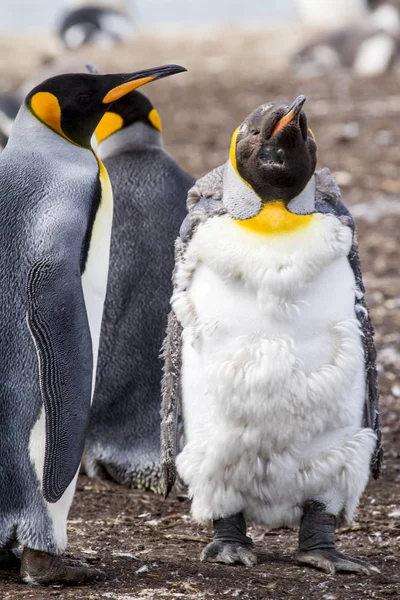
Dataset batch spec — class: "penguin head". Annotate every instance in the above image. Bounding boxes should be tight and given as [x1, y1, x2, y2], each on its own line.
[25, 64, 186, 148]
[94, 89, 161, 145]
[230, 96, 317, 202]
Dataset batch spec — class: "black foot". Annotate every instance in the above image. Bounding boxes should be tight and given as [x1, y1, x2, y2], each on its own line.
[20, 548, 104, 586]
[201, 513, 256, 567]
[201, 540, 257, 566]
[0, 549, 21, 571]
[297, 501, 380, 576]
[296, 548, 380, 575]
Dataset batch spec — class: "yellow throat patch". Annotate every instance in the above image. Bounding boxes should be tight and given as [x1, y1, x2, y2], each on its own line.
[236, 201, 315, 235]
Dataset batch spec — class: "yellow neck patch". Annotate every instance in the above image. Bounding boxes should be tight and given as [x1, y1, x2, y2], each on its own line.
[235, 201, 314, 235]
[30, 92, 69, 140]
[95, 111, 124, 144]
[148, 108, 162, 132]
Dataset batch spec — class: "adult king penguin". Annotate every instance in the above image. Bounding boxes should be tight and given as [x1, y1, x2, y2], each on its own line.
[83, 80, 194, 490]
[0, 63, 185, 585]
[161, 96, 382, 575]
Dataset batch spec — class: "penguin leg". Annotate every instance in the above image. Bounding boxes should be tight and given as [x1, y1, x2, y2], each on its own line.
[0, 549, 21, 571]
[20, 548, 104, 586]
[296, 501, 380, 575]
[200, 513, 257, 567]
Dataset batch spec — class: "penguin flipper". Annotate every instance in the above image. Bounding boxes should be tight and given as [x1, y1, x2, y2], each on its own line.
[27, 256, 93, 503]
[160, 309, 183, 498]
[180, 165, 227, 244]
[186, 164, 225, 210]
[315, 168, 382, 478]
[161, 171, 227, 497]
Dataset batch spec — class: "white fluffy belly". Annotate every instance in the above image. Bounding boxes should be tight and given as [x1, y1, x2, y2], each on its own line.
[176, 234, 375, 526]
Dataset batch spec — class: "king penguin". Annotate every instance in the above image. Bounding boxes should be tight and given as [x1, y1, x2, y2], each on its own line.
[161, 96, 382, 575]
[0, 63, 185, 585]
[83, 84, 194, 490]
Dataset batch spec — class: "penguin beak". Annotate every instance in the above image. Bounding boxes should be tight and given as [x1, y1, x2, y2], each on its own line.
[102, 64, 187, 104]
[271, 95, 306, 137]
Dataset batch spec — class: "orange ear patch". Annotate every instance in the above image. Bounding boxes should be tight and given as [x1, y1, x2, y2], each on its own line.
[95, 111, 124, 144]
[148, 108, 162, 132]
[30, 92, 64, 137]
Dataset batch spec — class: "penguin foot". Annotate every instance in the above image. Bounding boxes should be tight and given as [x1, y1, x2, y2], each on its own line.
[297, 501, 380, 576]
[296, 549, 380, 575]
[201, 512, 256, 566]
[201, 540, 257, 566]
[0, 549, 21, 571]
[20, 548, 104, 586]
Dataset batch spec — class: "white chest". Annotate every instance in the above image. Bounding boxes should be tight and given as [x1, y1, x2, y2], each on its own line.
[174, 212, 356, 369]
[189, 252, 357, 373]
[81, 159, 113, 390]
[175, 212, 365, 447]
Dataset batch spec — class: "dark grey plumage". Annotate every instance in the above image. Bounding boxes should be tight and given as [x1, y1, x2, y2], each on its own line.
[0, 108, 97, 552]
[160, 166, 382, 497]
[85, 139, 194, 491]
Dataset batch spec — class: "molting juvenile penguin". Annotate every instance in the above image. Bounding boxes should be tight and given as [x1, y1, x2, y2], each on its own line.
[83, 84, 194, 490]
[0, 63, 185, 585]
[161, 96, 382, 574]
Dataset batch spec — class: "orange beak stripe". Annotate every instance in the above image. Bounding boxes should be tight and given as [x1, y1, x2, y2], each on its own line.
[102, 75, 157, 104]
[271, 108, 296, 137]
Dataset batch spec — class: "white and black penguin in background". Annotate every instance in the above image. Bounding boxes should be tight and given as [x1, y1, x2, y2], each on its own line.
[58, 1, 133, 50]
[83, 77, 194, 490]
[161, 96, 382, 575]
[0, 63, 185, 586]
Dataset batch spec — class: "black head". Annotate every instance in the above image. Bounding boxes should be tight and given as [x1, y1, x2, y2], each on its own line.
[24, 64, 186, 148]
[95, 89, 161, 144]
[231, 96, 317, 202]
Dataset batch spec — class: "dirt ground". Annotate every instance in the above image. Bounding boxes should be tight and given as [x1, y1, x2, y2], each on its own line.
[0, 25, 399, 600]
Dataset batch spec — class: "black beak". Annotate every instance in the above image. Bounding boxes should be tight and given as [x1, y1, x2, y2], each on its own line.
[271, 95, 306, 137]
[101, 64, 187, 104]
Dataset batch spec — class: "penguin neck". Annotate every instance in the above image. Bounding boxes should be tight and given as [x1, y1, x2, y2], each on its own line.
[6, 103, 93, 162]
[97, 121, 163, 160]
[223, 160, 317, 235]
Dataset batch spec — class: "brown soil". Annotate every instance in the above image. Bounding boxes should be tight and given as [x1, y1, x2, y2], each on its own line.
[0, 26, 399, 600]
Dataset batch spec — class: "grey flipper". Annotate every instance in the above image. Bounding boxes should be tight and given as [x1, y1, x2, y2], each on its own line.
[27, 256, 93, 503]
[160, 176, 226, 498]
[160, 308, 182, 498]
[314, 168, 382, 478]
[186, 164, 225, 209]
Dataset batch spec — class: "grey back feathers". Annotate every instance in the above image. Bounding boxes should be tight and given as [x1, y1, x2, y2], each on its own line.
[84, 121, 194, 490]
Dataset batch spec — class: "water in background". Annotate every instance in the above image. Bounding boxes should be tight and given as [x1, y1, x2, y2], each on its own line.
[1, 0, 295, 33]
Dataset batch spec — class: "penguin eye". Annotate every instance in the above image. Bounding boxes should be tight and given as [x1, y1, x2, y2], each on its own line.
[249, 129, 259, 136]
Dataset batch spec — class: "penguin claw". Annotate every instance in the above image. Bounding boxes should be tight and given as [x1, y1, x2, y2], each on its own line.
[296, 549, 380, 576]
[200, 541, 257, 567]
[20, 548, 105, 586]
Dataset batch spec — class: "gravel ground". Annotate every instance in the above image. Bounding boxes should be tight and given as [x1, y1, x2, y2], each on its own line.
[0, 25, 399, 600]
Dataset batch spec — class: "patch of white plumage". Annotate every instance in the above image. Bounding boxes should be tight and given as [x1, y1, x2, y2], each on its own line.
[173, 211, 376, 527]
